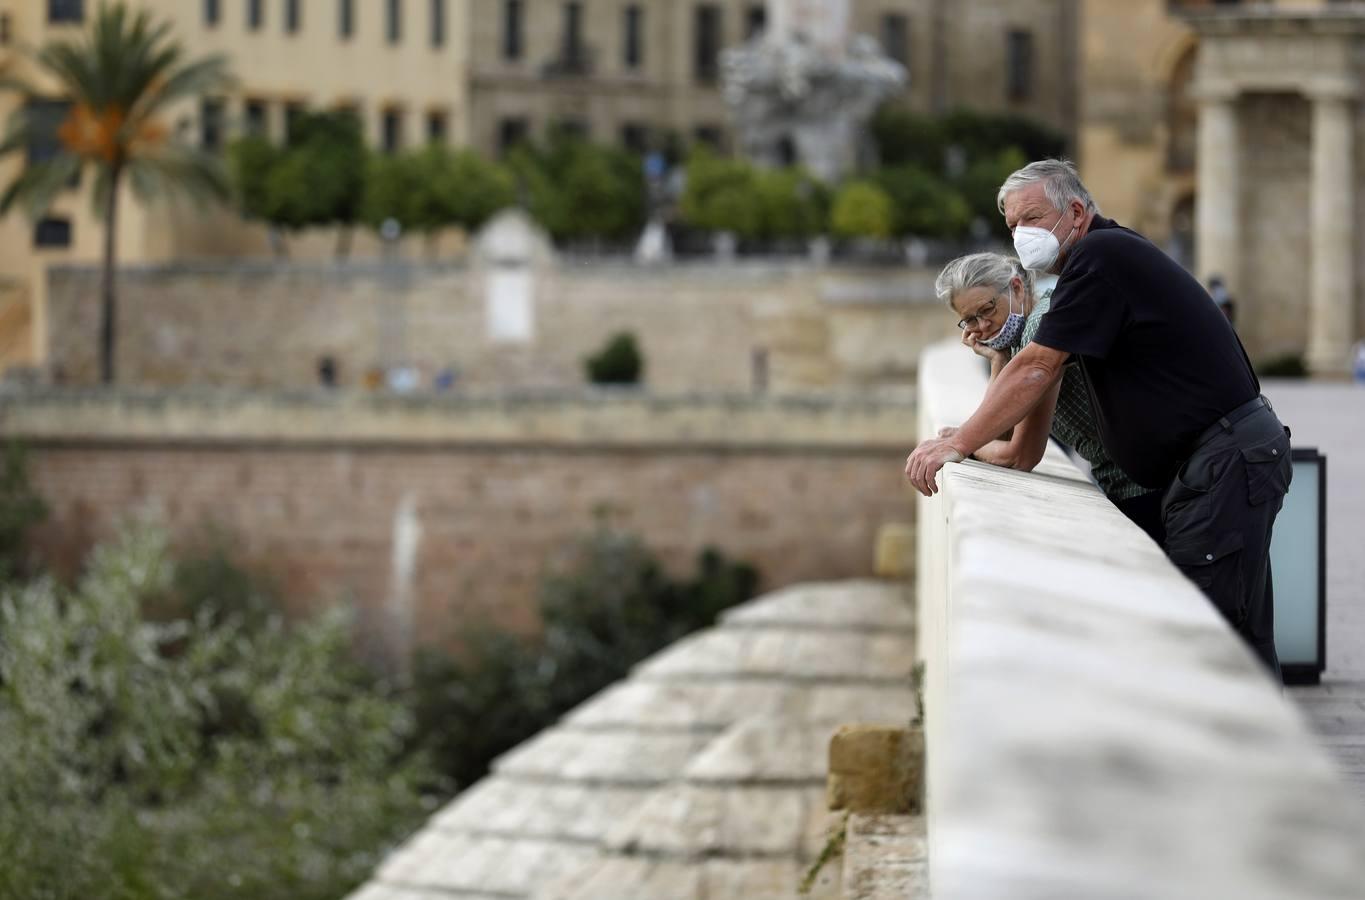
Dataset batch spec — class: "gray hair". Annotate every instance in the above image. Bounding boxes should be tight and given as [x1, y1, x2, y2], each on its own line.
[995, 158, 1100, 217]
[934, 252, 1034, 308]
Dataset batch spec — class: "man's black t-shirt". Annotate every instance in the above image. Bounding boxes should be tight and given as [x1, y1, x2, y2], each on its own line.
[1031, 217, 1260, 489]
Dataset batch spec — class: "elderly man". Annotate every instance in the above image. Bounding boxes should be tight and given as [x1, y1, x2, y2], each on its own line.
[905, 159, 1292, 678]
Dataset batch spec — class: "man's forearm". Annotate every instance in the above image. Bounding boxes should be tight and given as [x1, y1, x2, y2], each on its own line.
[949, 357, 1059, 457]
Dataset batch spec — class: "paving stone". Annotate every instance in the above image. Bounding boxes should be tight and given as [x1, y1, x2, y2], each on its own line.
[491, 728, 710, 785]
[683, 718, 832, 784]
[841, 814, 929, 900]
[431, 780, 649, 844]
[602, 783, 818, 858]
[376, 830, 598, 896]
[563, 679, 794, 732]
[721, 580, 914, 632]
[800, 682, 916, 726]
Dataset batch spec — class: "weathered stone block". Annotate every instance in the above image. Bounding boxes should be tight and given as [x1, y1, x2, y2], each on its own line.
[826, 724, 923, 815]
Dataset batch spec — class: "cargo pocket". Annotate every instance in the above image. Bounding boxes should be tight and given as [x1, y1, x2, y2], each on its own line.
[1241, 431, 1292, 506]
[1167, 530, 1247, 626]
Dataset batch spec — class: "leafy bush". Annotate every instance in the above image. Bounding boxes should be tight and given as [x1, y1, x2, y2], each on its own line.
[830, 180, 895, 239]
[869, 105, 948, 171]
[0, 441, 47, 584]
[510, 139, 646, 243]
[0, 528, 439, 900]
[873, 165, 972, 239]
[411, 530, 758, 789]
[585, 331, 644, 385]
[954, 147, 1029, 238]
[753, 168, 827, 240]
[679, 149, 763, 238]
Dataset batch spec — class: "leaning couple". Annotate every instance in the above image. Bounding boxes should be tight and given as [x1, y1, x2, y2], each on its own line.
[907, 159, 1293, 681]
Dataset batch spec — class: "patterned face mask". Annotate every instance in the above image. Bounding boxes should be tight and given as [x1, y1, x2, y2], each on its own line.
[980, 286, 1026, 351]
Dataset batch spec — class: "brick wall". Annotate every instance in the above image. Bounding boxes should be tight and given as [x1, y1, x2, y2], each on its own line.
[7, 391, 918, 656]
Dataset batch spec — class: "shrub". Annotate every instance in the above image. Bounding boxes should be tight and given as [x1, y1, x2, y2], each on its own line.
[954, 147, 1029, 238]
[510, 139, 646, 242]
[411, 529, 758, 789]
[830, 180, 895, 239]
[585, 331, 644, 385]
[0, 527, 439, 900]
[0, 441, 47, 584]
[869, 104, 948, 171]
[754, 168, 827, 240]
[679, 149, 763, 238]
[874, 165, 972, 239]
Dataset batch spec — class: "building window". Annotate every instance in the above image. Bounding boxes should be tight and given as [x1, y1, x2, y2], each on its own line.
[248, 0, 263, 31]
[623, 5, 643, 69]
[431, 0, 445, 47]
[204, 0, 220, 27]
[882, 14, 908, 66]
[1006, 29, 1034, 102]
[693, 124, 723, 150]
[554, 118, 589, 143]
[562, 3, 584, 62]
[694, 5, 722, 83]
[285, 102, 306, 144]
[498, 117, 528, 155]
[34, 217, 72, 248]
[504, 0, 524, 60]
[1, 13, 12, 44]
[201, 98, 225, 151]
[621, 122, 648, 155]
[48, 0, 83, 24]
[285, 0, 300, 33]
[383, 108, 404, 153]
[245, 99, 269, 137]
[25, 100, 70, 165]
[427, 110, 448, 143]
[339, 0, 354, 38]
[386, 0, 402, 44]
[744, 4, 765, 41]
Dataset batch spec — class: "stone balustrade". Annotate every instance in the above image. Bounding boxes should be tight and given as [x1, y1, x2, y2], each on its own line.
[915, 339, 1365, 899]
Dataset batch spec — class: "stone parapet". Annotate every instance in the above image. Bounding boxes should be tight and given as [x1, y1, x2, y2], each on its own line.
[915, 337, 1365, 899]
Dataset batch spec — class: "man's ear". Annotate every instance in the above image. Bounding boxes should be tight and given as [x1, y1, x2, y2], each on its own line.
[1071, 199, 1087, 221]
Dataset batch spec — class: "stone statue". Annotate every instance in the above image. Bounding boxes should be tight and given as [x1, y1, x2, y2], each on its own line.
[721, 0, 906, 183]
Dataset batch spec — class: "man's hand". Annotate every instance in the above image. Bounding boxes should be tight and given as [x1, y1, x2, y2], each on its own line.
[904, 436, 966, 497]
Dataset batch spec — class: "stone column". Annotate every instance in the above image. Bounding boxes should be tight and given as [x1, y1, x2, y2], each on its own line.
[1307, 87, 1357, 377]
[1195, 88, 1241, 293]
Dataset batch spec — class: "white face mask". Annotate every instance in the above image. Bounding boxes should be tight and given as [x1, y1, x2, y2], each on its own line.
[1013, 211, 1076, 272]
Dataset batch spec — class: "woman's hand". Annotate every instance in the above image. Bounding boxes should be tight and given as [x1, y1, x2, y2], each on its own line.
[961, 330, 1008, 366]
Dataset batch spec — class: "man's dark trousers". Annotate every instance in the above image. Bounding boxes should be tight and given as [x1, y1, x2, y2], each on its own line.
[1161, 397, 1292, 680]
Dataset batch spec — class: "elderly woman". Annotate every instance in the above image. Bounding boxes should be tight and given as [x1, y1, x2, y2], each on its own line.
[935, 252, 1164, 544]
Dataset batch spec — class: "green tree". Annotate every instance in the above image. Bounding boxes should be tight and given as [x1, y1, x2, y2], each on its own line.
[830, 180, 895, 239]
[0, 3, 232, 384]
[433, 148, 516, 233]
[869, 103, 947, 171]
[874, 165, 972, 239]
[954, 146, 1029, 238]
[511, 139, 645, 243]
[754, 168, 827, 240]
[679, 148, 762, 238]
[361, 150, 423, 234]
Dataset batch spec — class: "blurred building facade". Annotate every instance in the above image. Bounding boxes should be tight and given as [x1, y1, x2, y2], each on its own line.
[1079, 0, 1364, 374]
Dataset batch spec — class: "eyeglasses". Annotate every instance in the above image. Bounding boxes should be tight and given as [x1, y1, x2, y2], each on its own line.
[957, 297, 998, 331]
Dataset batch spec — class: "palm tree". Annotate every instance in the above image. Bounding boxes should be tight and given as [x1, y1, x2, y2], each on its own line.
[0, 3, 233, 384]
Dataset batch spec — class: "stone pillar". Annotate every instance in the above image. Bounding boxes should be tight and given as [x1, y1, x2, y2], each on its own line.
[1195, 88, 1241, 293]
[1307, 88, 1357, 377]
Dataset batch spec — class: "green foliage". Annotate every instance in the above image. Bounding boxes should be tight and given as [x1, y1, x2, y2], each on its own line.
[0, 528, 438, 900]
[360, 150, 422, 231]
[955, 147, 1029, 238]
[873, 165, 972, 239]
[228, 135, 281, 224]
[754, 168, 827, 240]
[830, 180, 895, 239]
[1256, 353, 1309, 379]
[411, 531, 758, 789]
[939, 108, 1068, 164]
[510, 140, 646, 242]
[869, 105, 948, 171]
[0, 442, 47, 584]
[679, 149, 762, 238]
[584, 331, 644, 385]
[432, 147, 517, 232]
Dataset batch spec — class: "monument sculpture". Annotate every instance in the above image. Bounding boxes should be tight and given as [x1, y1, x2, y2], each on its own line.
[721, 0, 906, 183]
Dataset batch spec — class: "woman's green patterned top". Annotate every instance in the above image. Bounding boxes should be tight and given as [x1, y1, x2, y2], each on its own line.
[1014, 287, 1153, 502]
